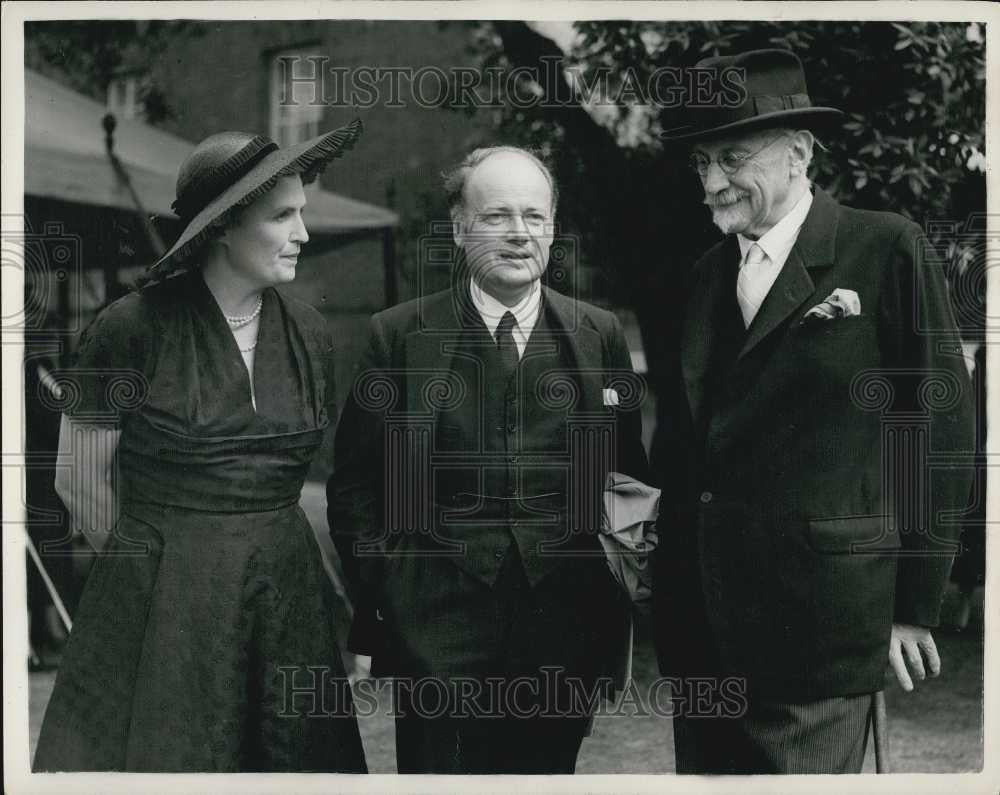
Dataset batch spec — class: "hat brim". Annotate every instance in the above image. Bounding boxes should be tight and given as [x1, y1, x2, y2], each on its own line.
[148, 118, 363, 275]
[661, 107, 843, 144]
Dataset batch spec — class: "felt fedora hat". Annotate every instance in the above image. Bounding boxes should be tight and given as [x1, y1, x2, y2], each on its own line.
[149, 117, 363, 276]
[661, 49, 842, 143]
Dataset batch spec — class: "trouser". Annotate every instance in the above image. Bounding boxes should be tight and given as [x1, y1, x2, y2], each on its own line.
[673, 689, 872, 774]
[394, 687, 588, 774]
[389, 543, 606, 774]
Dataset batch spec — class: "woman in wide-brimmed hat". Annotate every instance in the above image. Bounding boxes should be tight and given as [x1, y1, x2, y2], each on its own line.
[33, 120, 369, 772]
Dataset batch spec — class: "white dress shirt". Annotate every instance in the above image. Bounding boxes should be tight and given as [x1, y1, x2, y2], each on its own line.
[469, 278, 542, 358]
[736, 187, 814, 327]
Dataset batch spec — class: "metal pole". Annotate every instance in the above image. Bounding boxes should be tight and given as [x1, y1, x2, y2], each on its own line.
[382, 180, 398, 308]
[382, 226, 398, 308]
[103, 113, 167, 256]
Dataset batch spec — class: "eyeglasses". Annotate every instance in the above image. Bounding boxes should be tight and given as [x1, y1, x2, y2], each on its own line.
[687, 134, 788, 178]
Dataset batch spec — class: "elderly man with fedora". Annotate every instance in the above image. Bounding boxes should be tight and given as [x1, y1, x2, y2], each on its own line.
[652, 49, 975, 773]
[328, 145, 648, 773]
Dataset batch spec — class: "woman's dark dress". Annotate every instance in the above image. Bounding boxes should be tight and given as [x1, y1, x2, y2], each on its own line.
[33, 270, 367, 772]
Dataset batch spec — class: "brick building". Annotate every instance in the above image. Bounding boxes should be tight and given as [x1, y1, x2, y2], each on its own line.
[137, 21, 498, 417]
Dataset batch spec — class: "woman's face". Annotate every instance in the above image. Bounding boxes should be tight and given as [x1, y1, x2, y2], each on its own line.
[220, 175, 309, 288]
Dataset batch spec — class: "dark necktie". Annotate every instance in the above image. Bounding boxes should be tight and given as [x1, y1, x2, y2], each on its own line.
[496, 311, 519, 376]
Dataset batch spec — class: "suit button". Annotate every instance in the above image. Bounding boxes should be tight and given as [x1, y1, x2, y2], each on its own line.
[509, 455, 518, 464]
[507, 423, 517, 434]
[495, 547, 505, 560]
[700, 491, 713, 503]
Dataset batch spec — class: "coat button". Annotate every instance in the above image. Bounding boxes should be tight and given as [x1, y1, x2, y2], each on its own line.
[700, 491, 713, 503]
[509, 455, 518, 464]
[495, 547, 505, 560]
[507, 423, 517, 433]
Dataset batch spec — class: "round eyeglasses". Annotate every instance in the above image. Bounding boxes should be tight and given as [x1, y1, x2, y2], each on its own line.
[687, 134, 788, 177]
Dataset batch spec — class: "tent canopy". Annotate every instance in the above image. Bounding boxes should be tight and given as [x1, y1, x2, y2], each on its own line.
[25, 69, 398, 232]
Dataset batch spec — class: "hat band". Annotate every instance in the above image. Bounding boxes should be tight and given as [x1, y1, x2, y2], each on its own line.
[684, 92, 814, 136]
[752, 92, 811, 114]
[172, 137, 280, 221]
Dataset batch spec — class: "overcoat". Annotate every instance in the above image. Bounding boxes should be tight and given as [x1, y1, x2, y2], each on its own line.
[652, 187, 975, 700]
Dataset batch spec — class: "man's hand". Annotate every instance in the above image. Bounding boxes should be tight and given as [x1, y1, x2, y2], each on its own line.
[888, 623, 941, 692]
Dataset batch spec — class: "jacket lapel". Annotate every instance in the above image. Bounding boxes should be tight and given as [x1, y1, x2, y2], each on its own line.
[737, 186, 840, 359]
[543, 286, 604, 414]
[405, 284, 605, 418]
[682, 237, 740, 428]
[404, 287, 483, 416]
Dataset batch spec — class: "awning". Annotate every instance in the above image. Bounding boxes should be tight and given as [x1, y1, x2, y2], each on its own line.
[25, 68, 397, 231]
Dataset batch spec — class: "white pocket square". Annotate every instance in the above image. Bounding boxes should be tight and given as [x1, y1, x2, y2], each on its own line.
[802, 288, 861, 323]
[603, 388, 620, 407]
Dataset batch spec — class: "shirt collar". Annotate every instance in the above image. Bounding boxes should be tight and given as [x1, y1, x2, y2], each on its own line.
[468, 277, 542, 338]
[737, 186, 814, 264]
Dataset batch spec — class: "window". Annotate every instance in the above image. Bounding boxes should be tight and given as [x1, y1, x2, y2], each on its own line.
[269, 47, 325, 147]
[106, 74, 138, 120]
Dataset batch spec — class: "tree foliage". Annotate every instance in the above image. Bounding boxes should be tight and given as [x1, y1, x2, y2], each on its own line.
[462, 20, 985, 356]
[25, 21, 204, 123]
[574, 21, 985, 226]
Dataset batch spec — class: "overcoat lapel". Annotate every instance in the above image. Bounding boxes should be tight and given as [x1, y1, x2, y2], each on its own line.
[738, 187, 840, 359]
[681, 237, 740, 428]
[737, 247, 816, 359]
[682, 187, 841, 423]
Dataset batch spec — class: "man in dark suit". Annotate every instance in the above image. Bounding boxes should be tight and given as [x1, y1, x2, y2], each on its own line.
[652, 49, 975, 773]
[329, 146, 648, 773]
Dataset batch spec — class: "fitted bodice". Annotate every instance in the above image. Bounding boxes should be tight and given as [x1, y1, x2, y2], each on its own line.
[66, 269, 335, 513]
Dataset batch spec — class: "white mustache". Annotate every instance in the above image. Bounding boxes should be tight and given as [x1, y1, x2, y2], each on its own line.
[704, 189, 747, 208]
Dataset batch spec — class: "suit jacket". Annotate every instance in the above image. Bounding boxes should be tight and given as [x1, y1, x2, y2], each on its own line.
[652, 187, 975, 700]
[329, 283, 648, 680]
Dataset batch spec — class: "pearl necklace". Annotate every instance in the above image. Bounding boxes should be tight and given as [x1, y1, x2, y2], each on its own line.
[226, 296, 263, 329]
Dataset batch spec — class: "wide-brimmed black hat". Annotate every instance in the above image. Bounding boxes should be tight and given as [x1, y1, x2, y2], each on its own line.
[661, 49, 842, 143]
[148, 118, 363, 276]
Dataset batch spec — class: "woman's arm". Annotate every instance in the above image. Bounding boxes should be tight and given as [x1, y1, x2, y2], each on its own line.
[54, 414, 122, 552]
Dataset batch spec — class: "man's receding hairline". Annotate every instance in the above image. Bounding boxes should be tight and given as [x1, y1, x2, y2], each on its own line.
[462, 149, 554, 200]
